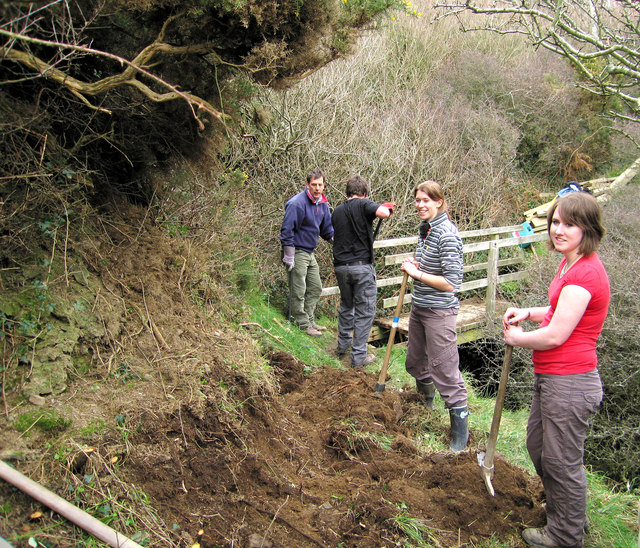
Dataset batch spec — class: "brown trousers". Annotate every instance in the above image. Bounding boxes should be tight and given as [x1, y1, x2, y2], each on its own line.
[527, 370, 603, 547]
[405, 305, 467, 408]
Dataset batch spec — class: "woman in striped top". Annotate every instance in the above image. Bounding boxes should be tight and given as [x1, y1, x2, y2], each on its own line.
[401, 181, 469, 451]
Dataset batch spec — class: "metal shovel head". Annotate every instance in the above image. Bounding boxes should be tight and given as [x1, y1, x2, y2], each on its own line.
[477, 451, 495, 497]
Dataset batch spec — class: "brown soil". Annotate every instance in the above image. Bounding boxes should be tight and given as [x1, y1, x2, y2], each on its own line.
[0, 206, 545, 547]
[121, 354, 545, 547]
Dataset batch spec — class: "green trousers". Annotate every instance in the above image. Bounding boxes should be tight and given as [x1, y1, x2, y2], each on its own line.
[289, 249, 322, 330]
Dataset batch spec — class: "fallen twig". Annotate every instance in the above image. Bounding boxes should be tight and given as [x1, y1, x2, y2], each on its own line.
[139, 278, 167, 351]
[327, 380, 364, 398]
[239, 322, 286, 346]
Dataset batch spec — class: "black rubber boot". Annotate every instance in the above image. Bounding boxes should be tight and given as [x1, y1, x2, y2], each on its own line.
[448, 405, 469, 452]
[416, 379, 436, 410]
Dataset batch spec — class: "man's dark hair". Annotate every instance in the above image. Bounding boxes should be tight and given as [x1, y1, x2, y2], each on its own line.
[345, 175, 369, 197]
[307, 168, 325, 184]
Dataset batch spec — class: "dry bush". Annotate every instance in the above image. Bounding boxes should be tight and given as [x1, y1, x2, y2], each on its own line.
[218, 0, 619, 302]
[586, 185, 640, 489]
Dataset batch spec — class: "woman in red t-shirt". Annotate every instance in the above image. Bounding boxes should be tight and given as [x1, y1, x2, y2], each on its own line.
[503, 192, 610, 548]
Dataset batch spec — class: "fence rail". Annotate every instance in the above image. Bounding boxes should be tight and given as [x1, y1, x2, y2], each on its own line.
[321, 224, 549, 323]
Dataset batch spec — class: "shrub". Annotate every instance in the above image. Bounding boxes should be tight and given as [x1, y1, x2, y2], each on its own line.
[586, 185, 640, 489]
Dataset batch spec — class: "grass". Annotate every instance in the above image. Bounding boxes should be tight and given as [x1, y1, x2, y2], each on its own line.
[392, 502, 444, 547]
[248, 299, 640, 547]
[14, 409, 72, 434]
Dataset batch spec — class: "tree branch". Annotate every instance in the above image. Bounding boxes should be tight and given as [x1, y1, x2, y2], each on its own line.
[0, 27, 226, 127]
[434, 0, 640, 120]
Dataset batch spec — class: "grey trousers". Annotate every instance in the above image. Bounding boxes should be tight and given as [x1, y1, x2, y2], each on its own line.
[527, 370, 603, 547]
[334, 264, 377, 363]
[289, 250, 322, 329]
[405, 305, 467, 408]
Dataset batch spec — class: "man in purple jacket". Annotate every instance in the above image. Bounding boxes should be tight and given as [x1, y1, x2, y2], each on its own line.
[280, 168, 334, 337]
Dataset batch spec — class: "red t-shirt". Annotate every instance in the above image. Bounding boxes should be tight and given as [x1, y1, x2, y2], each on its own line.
[533, 253, 610, 375]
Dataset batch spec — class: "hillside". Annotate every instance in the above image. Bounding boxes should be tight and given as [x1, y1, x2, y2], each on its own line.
[2, 1, 640, 546]
[0, 201, 547, 547]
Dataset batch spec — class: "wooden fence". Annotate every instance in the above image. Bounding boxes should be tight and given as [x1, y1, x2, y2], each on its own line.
[321, 224, 549, 342]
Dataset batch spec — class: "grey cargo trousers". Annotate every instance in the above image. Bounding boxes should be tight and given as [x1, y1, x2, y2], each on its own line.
[526, 370, 603, 547]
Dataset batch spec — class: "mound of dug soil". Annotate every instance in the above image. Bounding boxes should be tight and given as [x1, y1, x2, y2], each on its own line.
[118, 352, 544, 547]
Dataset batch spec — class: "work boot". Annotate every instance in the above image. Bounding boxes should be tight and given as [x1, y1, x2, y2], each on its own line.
[416, 379, 436, 410]
[312, 324, 327, 332]
[448, 406, 469, 452]
[352, 353, 376, 367]
[304, 326, 323, 337]
[335, 347, 349, 358]
[522, 527, 561, 547]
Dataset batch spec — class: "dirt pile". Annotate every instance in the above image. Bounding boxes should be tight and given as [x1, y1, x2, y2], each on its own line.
[119, 352, 544, 547]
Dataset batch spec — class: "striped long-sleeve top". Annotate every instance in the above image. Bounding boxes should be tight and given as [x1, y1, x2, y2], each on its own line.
[412, 212, 463, 309]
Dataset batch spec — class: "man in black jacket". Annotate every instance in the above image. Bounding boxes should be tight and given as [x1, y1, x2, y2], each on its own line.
[332, 175, 394, 366]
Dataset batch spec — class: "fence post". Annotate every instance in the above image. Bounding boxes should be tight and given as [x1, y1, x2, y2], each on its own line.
[485, 236, 499, 325]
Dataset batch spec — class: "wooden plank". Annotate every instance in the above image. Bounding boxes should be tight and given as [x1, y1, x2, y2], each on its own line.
[464, 256, 522, 273]
[376, 224, 529, 252]
[497, 271, 528, 283]
[524, 203, 552, 217]
[377, 275, 406, 288]
[385, 252, 414, 266]
[464, 232, 548, 253]
[609, 156, 640, 192]
[374, 236, 417, 249]
[494, 232, 548, 248]
[456, 326, 487, 345]
[377, 226, 547, 259]
[377, 269, 529, 306]
[382, 293, 413, 308]
[321, 274, 405, 297]
[368, 325, 388, 342]
[371, 300, 509, 343]
[486, 238, 499, 320]
[583, 176, 615, 185]
[375, 300, 488, 332]
[459, 225, 524, 238]
[320, 285, 341, 297]
[529, 217, 547, 231]
[460, 278, 489, 292]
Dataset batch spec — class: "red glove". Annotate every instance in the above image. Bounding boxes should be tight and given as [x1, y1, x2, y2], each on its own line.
[381, 202, 396, 215]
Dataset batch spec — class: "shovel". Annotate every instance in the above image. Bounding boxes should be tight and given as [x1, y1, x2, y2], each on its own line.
[374, 272, 409, 394]
[477, 343, 513, 496]
[287, 268, 293, 323]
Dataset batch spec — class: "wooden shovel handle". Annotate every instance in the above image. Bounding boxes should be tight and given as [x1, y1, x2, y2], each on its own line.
[375, 272, 409, 390]
[483, 344, 513, 469]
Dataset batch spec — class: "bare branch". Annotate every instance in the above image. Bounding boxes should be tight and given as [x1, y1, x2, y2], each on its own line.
[0, 23, 226, 126]
[434, 0, 640, 122]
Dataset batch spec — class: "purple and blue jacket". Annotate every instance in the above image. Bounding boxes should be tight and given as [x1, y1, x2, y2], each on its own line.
[280, 188, 334, 253]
